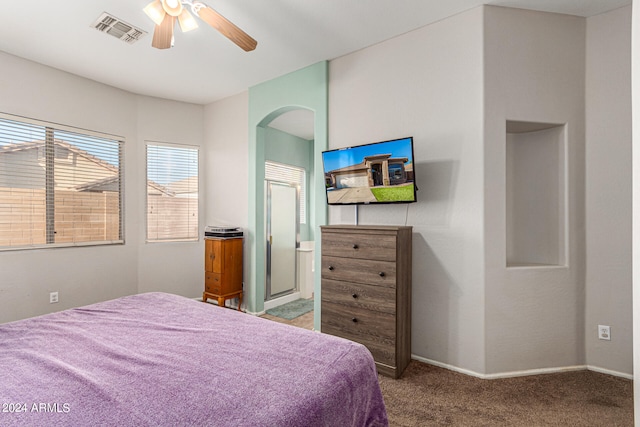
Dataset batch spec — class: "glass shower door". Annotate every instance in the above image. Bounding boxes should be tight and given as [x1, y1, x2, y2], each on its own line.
[266, 181, 299, 299]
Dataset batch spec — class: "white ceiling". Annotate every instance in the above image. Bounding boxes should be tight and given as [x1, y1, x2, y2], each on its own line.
[0, 0, 630, 108]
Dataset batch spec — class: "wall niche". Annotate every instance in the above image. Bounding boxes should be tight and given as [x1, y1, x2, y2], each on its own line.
[505, 120, 567, 267]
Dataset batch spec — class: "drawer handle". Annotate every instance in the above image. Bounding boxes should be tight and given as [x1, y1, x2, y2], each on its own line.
[378, 271, 385, 277]
[352, 244, 359, 249]
[352, 293, 358, 299]
[328, 266, 334, 271]
[352, 318, 358, 323]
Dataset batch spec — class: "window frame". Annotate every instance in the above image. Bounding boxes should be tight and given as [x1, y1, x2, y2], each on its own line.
[0, 112, 125, 251]
[145, 140, 200, 243]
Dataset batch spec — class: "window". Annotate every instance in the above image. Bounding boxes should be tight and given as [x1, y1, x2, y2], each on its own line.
[0, 113, 124, 250]
[146, 142, 199, 242]
[389, 164, 404, 180]
[265, 161, 306, 224]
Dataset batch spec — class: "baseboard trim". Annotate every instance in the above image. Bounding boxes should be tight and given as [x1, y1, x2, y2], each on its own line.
[246, 309, 266, 316]
[586, 365, 633, 380]
[411, 355, 490, 379]
[189, 300, 633, 380]
[411, 355, 632, 380]
[264, 292, 301, 311]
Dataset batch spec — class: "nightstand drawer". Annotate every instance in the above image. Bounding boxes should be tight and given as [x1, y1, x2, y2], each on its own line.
[321, 255, 396, 288]
[321, 302, 396, 366]
[205, 273, 222, 294]
[322, 279, 396, 315]
[322, 232, 396, 261]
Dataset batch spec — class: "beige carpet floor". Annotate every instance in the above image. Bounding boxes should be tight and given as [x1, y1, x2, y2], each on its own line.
[379, 361, 633, 426]
[261, 310, 633, 426]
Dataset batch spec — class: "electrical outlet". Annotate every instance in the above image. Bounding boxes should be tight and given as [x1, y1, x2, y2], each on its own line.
[598, 325, 611, 341]
[49, 292, 59, 304]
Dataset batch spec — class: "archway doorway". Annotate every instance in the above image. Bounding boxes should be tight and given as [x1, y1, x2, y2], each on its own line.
[247, 61, 328, 332]
[263, 109, 314, 311]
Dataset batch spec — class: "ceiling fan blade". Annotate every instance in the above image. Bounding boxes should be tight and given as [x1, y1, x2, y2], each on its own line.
[197, 6, 257, 52]
[152, 14, 176, 49]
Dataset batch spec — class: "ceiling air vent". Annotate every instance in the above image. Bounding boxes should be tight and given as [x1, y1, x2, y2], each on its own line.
[92, 12, 147, 44]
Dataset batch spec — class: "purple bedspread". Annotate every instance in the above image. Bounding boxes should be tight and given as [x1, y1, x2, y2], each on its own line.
[0, 292, 387, 426]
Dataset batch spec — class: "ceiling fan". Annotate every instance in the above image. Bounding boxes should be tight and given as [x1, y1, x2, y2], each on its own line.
[143, 0, 257, 51]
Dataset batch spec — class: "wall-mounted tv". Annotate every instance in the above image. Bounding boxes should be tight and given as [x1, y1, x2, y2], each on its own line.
[321, 137, 416, 205]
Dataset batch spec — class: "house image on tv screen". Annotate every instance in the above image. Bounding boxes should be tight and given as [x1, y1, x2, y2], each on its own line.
[326, 153, 413, 190]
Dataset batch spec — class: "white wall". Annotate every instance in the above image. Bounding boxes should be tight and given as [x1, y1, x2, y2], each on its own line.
[136, 96, 205, 297]
[203, 93, 250, 297]
[2, 1, 633, 380]
[203, 92, 249, 229]
[631, 0, 640, 421]
[585, 6, 633, 376]
[328, 5, 632, 377]
[0, 52, 204, 323]
[202, 6, 632, 379]
[483, 6, 587, 375]
[329, 7, 487, 373]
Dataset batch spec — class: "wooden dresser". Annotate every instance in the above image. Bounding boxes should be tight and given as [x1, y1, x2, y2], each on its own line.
[203, 237, 243, 310]
[320, 225, 412, 378]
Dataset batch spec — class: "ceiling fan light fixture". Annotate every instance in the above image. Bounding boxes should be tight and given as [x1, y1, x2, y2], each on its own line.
[178, 9, 198, 32]
[145, 0, 257, 51]
[162, 0, 183, 17]
[143, 0, 166, 26]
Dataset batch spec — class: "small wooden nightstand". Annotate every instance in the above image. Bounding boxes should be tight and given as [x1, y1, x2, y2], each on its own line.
[203, 236, 243, 310]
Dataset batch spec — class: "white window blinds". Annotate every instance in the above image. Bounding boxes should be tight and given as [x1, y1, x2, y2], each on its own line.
[265, 161, 306, 224]
[0, 113, 124, 250]
[146, 142, 199, 242]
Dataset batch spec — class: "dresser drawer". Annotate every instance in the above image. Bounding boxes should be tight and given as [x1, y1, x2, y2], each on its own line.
[322, 279, 396, 315]
[322, 232, 396, 261]
[322, 255, 396, 288]
[321, 302, 396, 366]
[205, 273, 222, 294]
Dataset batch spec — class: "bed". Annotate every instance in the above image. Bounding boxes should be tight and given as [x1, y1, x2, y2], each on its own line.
[0, 292, 388, 426]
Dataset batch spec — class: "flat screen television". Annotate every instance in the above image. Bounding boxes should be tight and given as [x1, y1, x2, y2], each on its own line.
[321, 136, 416, 205]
